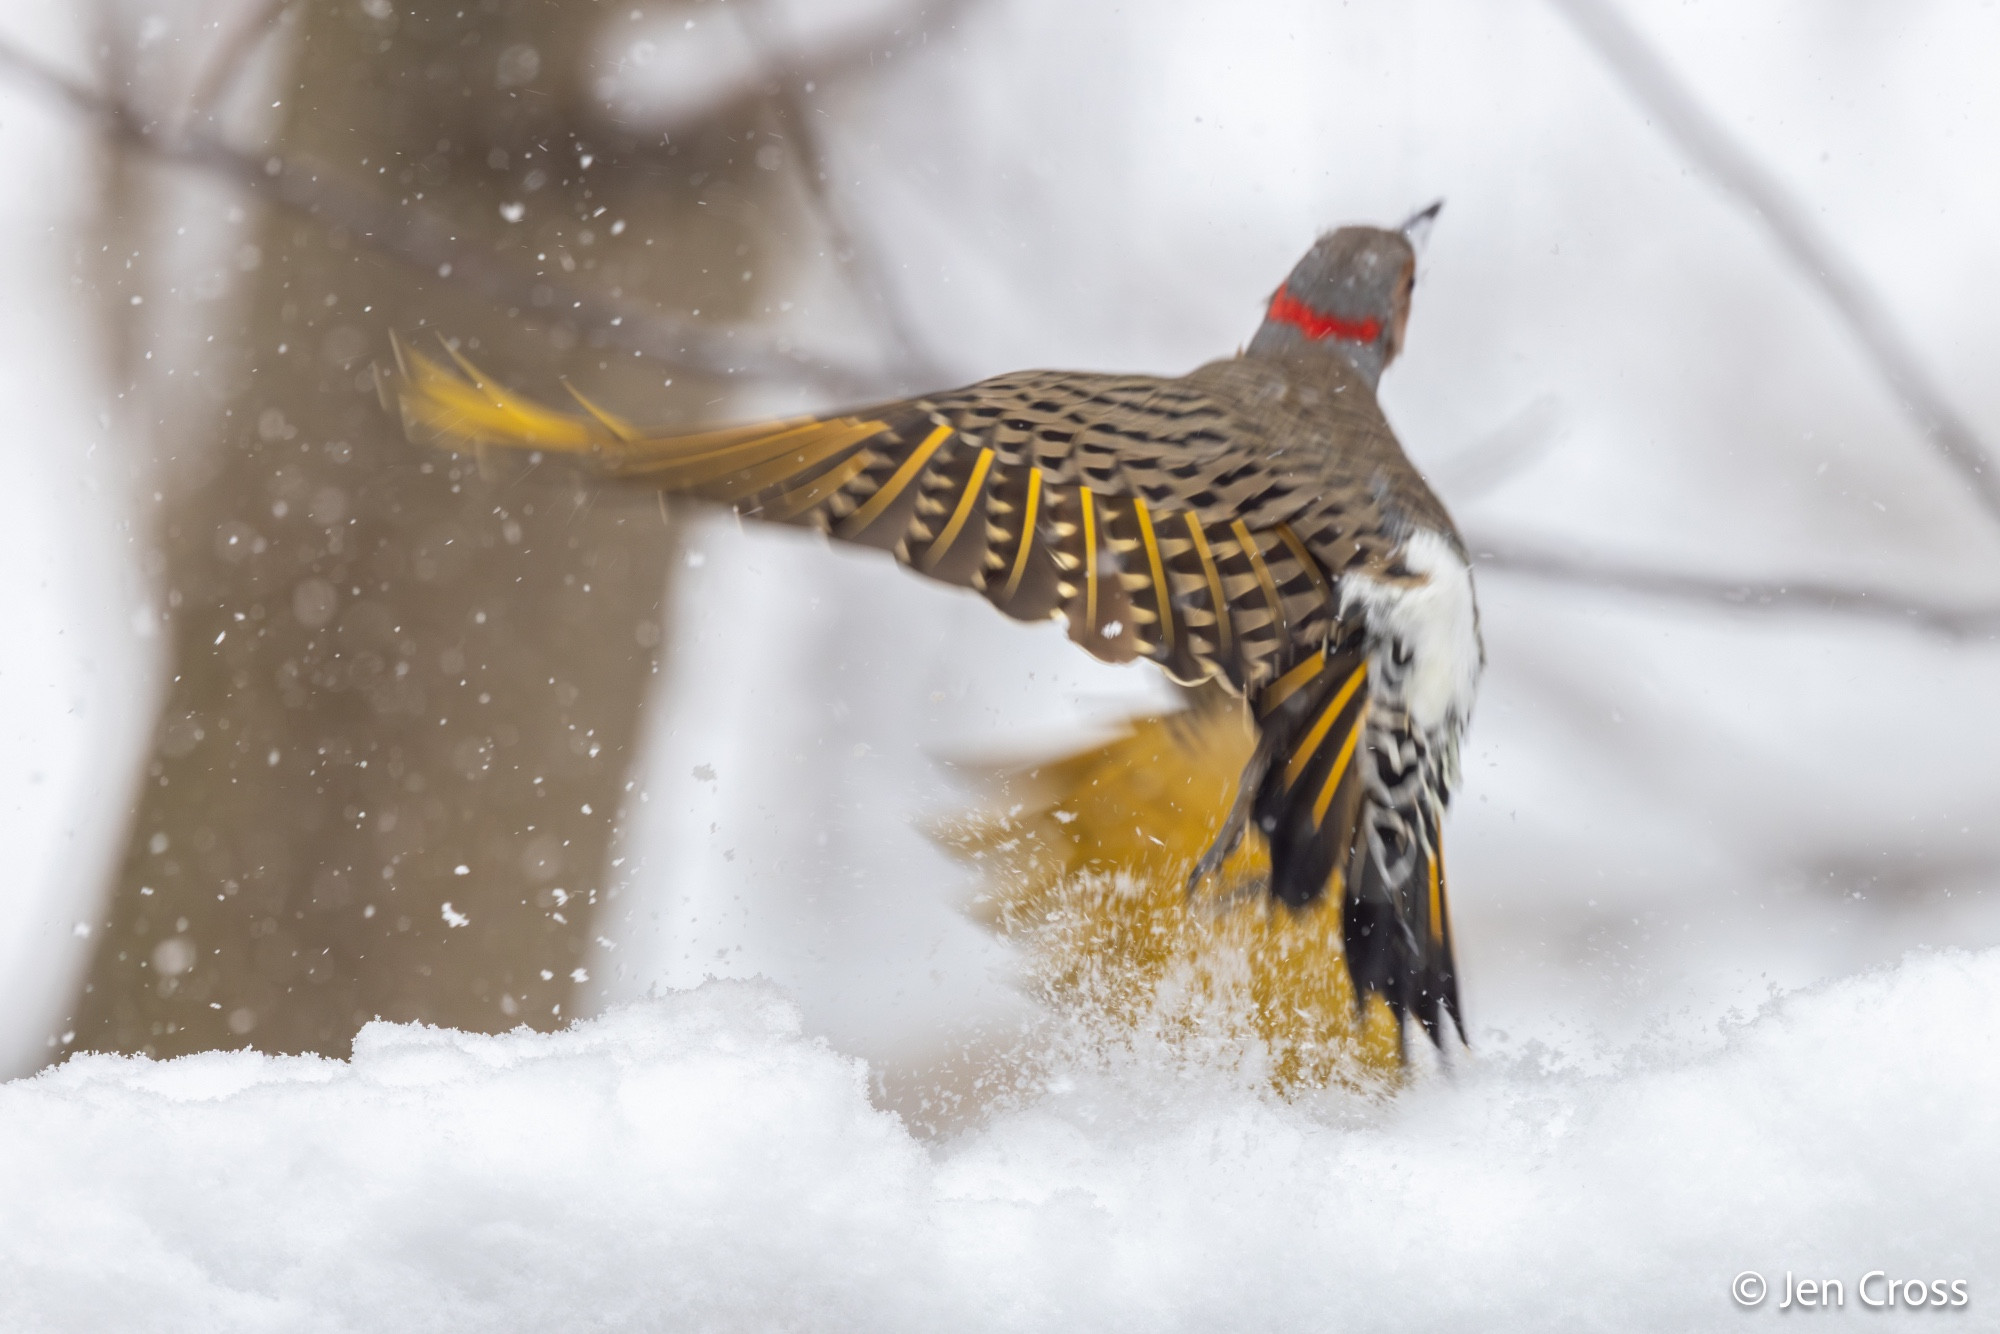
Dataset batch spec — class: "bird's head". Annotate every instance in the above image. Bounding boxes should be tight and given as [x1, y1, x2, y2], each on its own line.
[1247, 202, 1440, 390]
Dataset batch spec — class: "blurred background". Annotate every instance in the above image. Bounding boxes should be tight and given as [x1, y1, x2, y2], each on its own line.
[3, 0, 1998, 1109]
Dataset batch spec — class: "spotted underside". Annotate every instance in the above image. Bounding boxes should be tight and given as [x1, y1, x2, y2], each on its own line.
[394, 337, 1464, 1041]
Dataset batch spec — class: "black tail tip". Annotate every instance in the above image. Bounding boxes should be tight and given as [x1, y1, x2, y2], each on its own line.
[1342, 896, 1466, 1053]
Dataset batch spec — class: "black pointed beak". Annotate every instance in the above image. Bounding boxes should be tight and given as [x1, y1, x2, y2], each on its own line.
[1399, 200, 1444, 235]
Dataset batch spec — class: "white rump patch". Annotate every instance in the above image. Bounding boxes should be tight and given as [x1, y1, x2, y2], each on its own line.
[1341, 528, 1483, 734]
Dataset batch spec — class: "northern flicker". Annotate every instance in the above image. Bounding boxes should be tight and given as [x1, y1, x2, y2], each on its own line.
[394, 205, 1482, 1047]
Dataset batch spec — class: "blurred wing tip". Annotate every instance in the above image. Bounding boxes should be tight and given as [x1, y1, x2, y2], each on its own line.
[561, 378, 640, 442]
[387, 331, 610, 457]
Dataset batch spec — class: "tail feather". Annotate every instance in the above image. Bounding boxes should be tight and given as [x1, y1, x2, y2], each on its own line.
[1250, 644, 1466, 1048]
[1250, 645, 1370, 910]
[1426, 847, 1466, 1043]
[1342, 812, 1463, 1044]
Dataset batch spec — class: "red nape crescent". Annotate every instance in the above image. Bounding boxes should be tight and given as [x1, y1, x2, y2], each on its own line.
[1264, 287, 1382, 344]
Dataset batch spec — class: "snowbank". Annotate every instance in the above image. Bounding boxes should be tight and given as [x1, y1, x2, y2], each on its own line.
[4, 951, 1995, 1331]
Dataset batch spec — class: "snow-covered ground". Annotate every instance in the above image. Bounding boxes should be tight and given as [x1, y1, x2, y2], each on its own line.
[4, 957, 1993, 1330]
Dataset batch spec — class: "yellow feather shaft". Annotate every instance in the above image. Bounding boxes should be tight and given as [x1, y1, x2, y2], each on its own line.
[922, 447, 996, 571]
[436, 340, 609, 447]
[600, 421, 838, 483]
[1233, 519, 1285, 634]
[1132, 498, 1175, 653]
[1276, 523, 1334, 607]
[1001, 467, 1044, 600]
[762, 450, 875, 523]
[1427, 849, 1446, 944]
[838, 422, 953, 537]
[398, 346, 599, 450]
[1183, 514, 1232, 657]
[561, 380, 639, 441]
[1310, 702, 1367, 827]
[1080, 486, 1099, 629]
[697, 422, 887, 501]
[397, 339, 883, 486]
[1282, 662, 1368, 790]
[1258, 650, 1327, 717]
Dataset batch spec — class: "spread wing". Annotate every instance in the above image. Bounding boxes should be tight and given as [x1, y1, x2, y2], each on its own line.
[393, 340, 1444, 1032]
[395, 341, 1341, 695]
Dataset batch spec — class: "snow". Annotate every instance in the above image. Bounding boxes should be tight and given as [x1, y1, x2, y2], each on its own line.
[4, 954, 1993, 1330]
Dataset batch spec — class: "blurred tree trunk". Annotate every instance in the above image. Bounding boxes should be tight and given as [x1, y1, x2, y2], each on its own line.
[69, 0, 795, 1058]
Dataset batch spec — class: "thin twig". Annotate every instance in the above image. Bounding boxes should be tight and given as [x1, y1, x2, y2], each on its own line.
[182, 0, 294, 131]
[0, 36, 887, 398]
[87, 0, 147, 386]
[1548, 0, 2000, 530]
[1428, 396, 1565, 502]
[1473, 537, 2000, 640]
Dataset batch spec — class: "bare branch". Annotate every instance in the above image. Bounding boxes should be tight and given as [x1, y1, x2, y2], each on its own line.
[1473, 536, 2000, 640]
[752, 67, 949, 390]
[207, 141, 883, 394]
[628, 0, 979, 142]
[1548, 0, 2000, 530]
[766, 85, 943, 385]
[0, 35, 889, 399]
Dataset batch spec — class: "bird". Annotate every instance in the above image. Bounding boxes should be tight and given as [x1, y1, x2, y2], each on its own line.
[393, 203, 1482, 1050]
